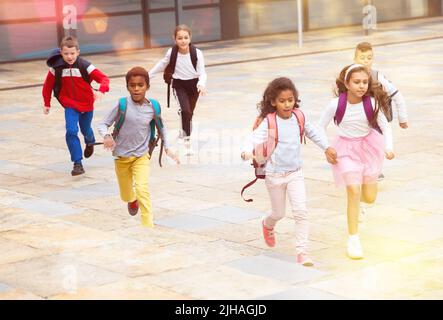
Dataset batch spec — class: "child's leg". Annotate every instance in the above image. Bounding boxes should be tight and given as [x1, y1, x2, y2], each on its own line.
[361, 182, 378, 204]
[64, 107, 83, 163]
[286, 170, 308, 255]
[346, 184, 361, 235]
[175, 87, 192, 137]
[264, 173, 287, 228]
[114, 157, 136, 203]
[78, 111, 96, 145]
[188, 86, 200, 124]
[132, 154, 152, 228]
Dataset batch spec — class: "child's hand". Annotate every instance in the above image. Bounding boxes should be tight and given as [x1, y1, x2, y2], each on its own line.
[165, 148, 180, 164]
[241, 152, 254, 161]
[399, 122, 408, 129]
[325, 147, 338, 164]
[385, 151, 395, 160]
[103, 134, 115, 151]
[197, 85, 206, 96]
[43, 106, 50, 115]
[94, 91, 104, 101]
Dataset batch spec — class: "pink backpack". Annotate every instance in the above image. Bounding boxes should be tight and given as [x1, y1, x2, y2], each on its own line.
[241, 109, 305, 202]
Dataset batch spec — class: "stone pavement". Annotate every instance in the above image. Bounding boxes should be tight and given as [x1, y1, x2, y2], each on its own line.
[0, 17, 443, 300]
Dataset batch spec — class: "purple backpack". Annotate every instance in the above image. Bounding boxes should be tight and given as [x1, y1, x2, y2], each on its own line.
[334, 92, 382, 133]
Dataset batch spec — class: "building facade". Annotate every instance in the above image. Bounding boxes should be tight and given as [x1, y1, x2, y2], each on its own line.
[0, 0, 442, 62]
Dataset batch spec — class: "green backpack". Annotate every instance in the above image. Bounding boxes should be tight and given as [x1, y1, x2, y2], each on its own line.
[112, 97, 165, 167]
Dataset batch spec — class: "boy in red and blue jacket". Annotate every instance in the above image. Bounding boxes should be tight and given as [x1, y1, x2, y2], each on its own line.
[42, 36, 110, 176]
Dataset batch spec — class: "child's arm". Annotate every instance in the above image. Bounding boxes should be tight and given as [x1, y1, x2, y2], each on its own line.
[42, 69, 55, 114]
[304, 120, 337, 164]
[378, 73, 408, 127]
[317, 99, 337, 131]
[97, 103, 118, 151]
[196, 49, 207, 96]
[88, 66, 110, 100]
[148, 48, 172, 79]
[157, 123, 180, 164]
[241, 120, 268, 162]
[376, 110, 395, 160]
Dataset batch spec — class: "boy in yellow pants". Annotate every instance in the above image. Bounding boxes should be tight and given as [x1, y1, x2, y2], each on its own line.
[97, 67, 179, 227]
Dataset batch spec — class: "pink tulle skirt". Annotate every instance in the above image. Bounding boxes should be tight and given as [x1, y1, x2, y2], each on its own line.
[331, 129, 385, 187]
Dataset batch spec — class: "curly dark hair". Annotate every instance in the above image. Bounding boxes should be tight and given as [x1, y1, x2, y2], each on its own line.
[335, 64, 390, 127]
[257, 77, 300, 119]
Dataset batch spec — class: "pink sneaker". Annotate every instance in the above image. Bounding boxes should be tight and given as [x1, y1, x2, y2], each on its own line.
[262, 220, 275, 247]
[296, 253, 314, 267]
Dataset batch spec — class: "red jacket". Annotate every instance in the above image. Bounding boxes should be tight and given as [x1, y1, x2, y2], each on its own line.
[42, 59, 109, 112]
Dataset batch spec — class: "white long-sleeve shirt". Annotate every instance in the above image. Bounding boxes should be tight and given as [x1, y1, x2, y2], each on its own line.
[243, 113, 330, 173]
[318, 97, 393, 151]
[149, 47, 207, 89]
[374, 70, 408, 123]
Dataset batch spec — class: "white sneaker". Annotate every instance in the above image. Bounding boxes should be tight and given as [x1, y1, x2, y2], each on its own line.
[347, 236, 364, 259]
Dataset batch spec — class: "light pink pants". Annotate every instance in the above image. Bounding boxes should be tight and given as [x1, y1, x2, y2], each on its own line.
[264, 170, 308, 254]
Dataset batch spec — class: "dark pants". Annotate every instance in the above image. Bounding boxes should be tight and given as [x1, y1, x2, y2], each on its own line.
[173, 78, 199, 137]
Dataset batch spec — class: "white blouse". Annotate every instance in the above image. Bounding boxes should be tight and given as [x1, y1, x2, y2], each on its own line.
[318, 97, 393, 151]
[149, 47, 207, 89]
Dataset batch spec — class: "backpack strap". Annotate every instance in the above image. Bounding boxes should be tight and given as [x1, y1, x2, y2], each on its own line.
[362, 96, 382, 134]
[334, 92, 348, 126]
[112, 97, 128, 139]
[163, 46, 179, 108]
[241, 177, 259, 203]
[189, 44, 198, 71]
[77, 57, 91, 84]
[148, 98, 165, 167]
[53, 67, 63, 100]
[264, 112, 278, 158]
[362, 95, 375, 122]
[292, 108, 306, 144]
[149, 98, 162, 141]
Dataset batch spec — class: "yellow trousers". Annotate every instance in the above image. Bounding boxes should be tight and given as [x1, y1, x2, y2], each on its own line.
[114, 153, 153, 228]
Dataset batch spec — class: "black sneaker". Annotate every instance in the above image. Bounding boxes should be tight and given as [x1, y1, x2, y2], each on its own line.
[377, 173, 385, 181]
[84, 144, 94, 158]
[71, 163, 85, 176]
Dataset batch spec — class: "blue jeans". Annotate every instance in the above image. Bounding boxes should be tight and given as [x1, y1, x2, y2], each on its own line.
[64, 107, 95, 163]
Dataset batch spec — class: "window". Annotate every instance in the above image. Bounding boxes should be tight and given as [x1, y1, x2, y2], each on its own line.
[239, 0, 299, 36]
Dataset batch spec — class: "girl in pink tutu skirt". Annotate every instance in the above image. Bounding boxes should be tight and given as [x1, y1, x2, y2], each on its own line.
[318, 64, 395, 259]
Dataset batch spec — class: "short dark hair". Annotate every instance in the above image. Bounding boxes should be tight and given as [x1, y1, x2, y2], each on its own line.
[60, 36, 79, 50]
[355, 42, 373, 55]
[125, 66, 150, 86]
